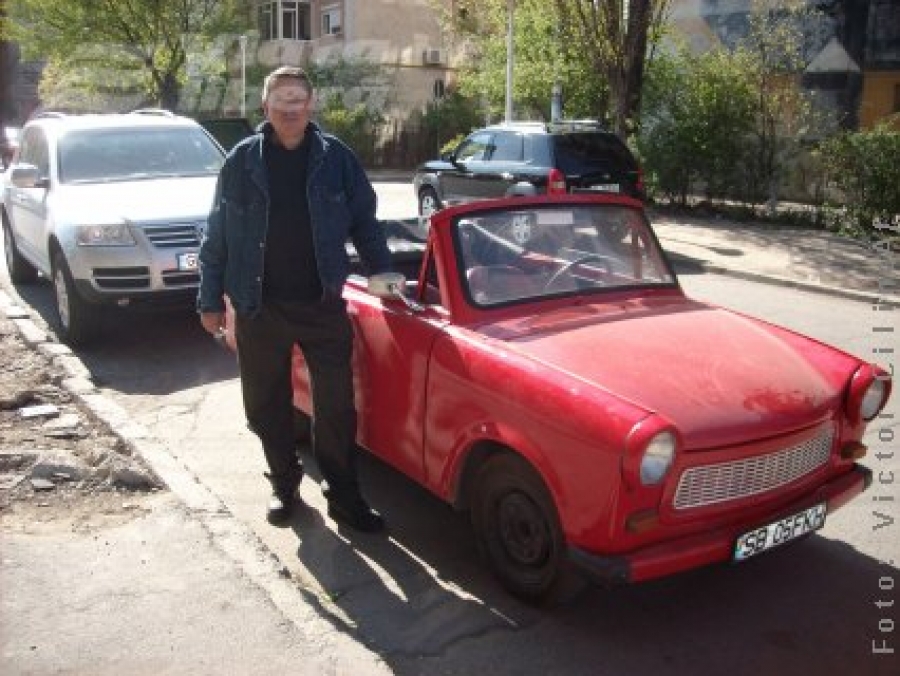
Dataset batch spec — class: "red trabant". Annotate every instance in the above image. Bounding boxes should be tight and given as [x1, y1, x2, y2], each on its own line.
[290, 194, 890, 600]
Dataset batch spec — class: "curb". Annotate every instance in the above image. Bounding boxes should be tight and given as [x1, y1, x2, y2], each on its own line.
[700, 261, 899, 305]
[0, 283, 391, 674]
[663, 251, 900, 306]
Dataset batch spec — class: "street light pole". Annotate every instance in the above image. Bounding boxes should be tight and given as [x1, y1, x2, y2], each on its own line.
[239, 34, 248, 117]
[505, 0, 514, 123]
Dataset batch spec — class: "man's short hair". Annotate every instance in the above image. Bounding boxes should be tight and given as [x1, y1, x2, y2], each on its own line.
[262, 66, 314, 102]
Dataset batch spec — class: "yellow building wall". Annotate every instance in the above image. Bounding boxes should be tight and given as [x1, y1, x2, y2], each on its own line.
[859, 71, 900, 129]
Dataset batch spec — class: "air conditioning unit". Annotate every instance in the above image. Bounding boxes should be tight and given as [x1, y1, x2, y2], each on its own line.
[423, 48, 445, 65]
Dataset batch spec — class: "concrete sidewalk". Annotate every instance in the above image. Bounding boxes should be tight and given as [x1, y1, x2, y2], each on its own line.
[649, 209, 899, 305]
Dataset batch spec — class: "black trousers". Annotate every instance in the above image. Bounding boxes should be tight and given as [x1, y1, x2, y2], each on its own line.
[234, 298, 359, 501]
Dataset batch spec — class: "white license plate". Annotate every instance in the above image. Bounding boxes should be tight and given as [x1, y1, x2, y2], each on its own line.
[177, 252, 199, 271]
[733, 503, 826, 562]
[585, 183, 620, 193]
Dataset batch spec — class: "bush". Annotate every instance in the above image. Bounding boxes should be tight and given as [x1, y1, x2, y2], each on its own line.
[820, 124, 900, 237]
[317, 95, 382, 166]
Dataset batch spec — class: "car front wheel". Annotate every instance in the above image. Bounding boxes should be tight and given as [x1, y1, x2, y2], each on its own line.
[51, 250, 101, 346]
[418, 186, 442, 218]
[471, 453, 564, 601]
[2, 215, 38, 283]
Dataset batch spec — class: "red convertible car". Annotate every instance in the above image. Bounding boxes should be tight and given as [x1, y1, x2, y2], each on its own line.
[290, 194, 890, 600]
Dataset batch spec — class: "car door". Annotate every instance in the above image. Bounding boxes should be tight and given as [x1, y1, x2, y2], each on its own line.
[291, 274, 450, 484]
[483, 130, 526, 197]
[439, 131, 494, 206]
[7, 127, 51, 267]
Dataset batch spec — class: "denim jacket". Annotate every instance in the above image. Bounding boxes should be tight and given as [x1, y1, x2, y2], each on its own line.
[197, 121, 391, 316]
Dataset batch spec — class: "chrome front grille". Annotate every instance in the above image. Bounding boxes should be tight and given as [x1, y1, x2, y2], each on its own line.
[673, 427, 834, 510]
[143, 222, 202, 248]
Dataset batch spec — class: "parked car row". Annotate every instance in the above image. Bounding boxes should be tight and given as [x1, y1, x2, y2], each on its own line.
[2, 107, 892, 603]
[1, 109, 226, 345]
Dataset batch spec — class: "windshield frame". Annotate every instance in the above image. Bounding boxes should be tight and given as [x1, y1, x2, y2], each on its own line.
[451, 203, 677, 309]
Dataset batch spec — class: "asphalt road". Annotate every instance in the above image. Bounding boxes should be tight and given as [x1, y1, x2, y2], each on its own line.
[3, 187, 899, 675]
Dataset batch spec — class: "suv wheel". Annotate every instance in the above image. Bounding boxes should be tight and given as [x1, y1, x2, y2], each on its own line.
[2, 215, 38, 283]
[418, 187, 442, 218]
[51, 250, 101, 346]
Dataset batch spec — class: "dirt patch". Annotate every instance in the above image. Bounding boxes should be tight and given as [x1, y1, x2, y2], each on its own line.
[0, 312, 164, 532]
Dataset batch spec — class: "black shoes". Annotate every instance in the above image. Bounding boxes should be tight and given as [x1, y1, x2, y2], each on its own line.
[264, 468, 303, 525]
[327, 498, 385, 533]
[266, 489, 297, 525]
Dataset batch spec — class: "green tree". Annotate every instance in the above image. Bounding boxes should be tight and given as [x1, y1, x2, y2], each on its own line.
[317, 94, 383, 166]
[441, 0, 669, 131]
[421, 88, 482, 156]
[820, 123, 900, 237]
[737, 0, 827, 206]
[553, 0, 672, 137]
[4, 0, 244, 110]
[639, 45, 757, 204]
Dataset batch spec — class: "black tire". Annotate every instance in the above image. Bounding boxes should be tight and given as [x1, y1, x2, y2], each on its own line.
[418, 186, 442, 218]
[51, 250, 102, 346]
[471, 453, 564, 601]
[2, 214, 38, 283]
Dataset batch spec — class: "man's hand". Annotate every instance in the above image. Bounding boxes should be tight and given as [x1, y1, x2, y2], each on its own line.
[200, 311, 226, 336]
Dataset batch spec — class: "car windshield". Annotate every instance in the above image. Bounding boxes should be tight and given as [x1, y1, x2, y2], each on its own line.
[58, 127, 224, 184]
[454, 204, 675, 306]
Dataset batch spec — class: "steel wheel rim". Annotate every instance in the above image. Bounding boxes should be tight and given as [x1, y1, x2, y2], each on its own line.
[497, 492, 550, 566]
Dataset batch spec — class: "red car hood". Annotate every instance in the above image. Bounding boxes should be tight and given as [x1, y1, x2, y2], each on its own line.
[484, 298, 841, 449]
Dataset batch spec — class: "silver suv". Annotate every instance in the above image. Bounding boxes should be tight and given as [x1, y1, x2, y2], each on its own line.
[1, 110, 224, 345]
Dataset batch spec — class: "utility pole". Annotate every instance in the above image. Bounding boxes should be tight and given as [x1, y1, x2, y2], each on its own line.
[505, 0, 514, 122]
[239, 34, 248, 118]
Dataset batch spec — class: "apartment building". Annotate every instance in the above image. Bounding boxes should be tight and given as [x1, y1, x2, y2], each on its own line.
[236, 1, 455, 122]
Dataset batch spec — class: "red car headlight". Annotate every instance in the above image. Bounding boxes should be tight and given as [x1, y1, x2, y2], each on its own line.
[847, 366, 891, 425]
[640, 431, 677, 485]
[623, 417, 679, 488]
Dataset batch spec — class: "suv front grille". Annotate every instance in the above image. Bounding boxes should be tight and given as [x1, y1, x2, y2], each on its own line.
[162, 270, 200, 287]
[93, 266, 151, 290]
[673, 427, 834, 510]
[143, 222, 202, 248]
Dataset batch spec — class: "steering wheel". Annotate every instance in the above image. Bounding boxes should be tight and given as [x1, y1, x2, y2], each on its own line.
[543, 253, 612, 292]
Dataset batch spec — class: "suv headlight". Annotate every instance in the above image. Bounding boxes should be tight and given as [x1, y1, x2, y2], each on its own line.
[640, 431, 676, 485]
[76, 224, 136, 246]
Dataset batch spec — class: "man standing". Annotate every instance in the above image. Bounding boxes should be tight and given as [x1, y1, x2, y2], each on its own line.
[197, 66, 391, 532]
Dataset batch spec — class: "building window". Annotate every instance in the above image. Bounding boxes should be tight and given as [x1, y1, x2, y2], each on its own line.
[258, 1, 310, 41]
[322, 5, 342, 35]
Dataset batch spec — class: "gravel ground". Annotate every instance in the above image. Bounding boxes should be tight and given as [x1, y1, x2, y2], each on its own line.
[0, 311, 163, 533]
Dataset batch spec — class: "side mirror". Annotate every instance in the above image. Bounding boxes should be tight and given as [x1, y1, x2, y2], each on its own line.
[10, 164, 42, 188]
[368, 272, 423, 312]
[368, 272, 406, 298]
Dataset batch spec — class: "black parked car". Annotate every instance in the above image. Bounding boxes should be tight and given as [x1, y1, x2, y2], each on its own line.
[413, 121, 644, 217]
[198, 117, 254, 152]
